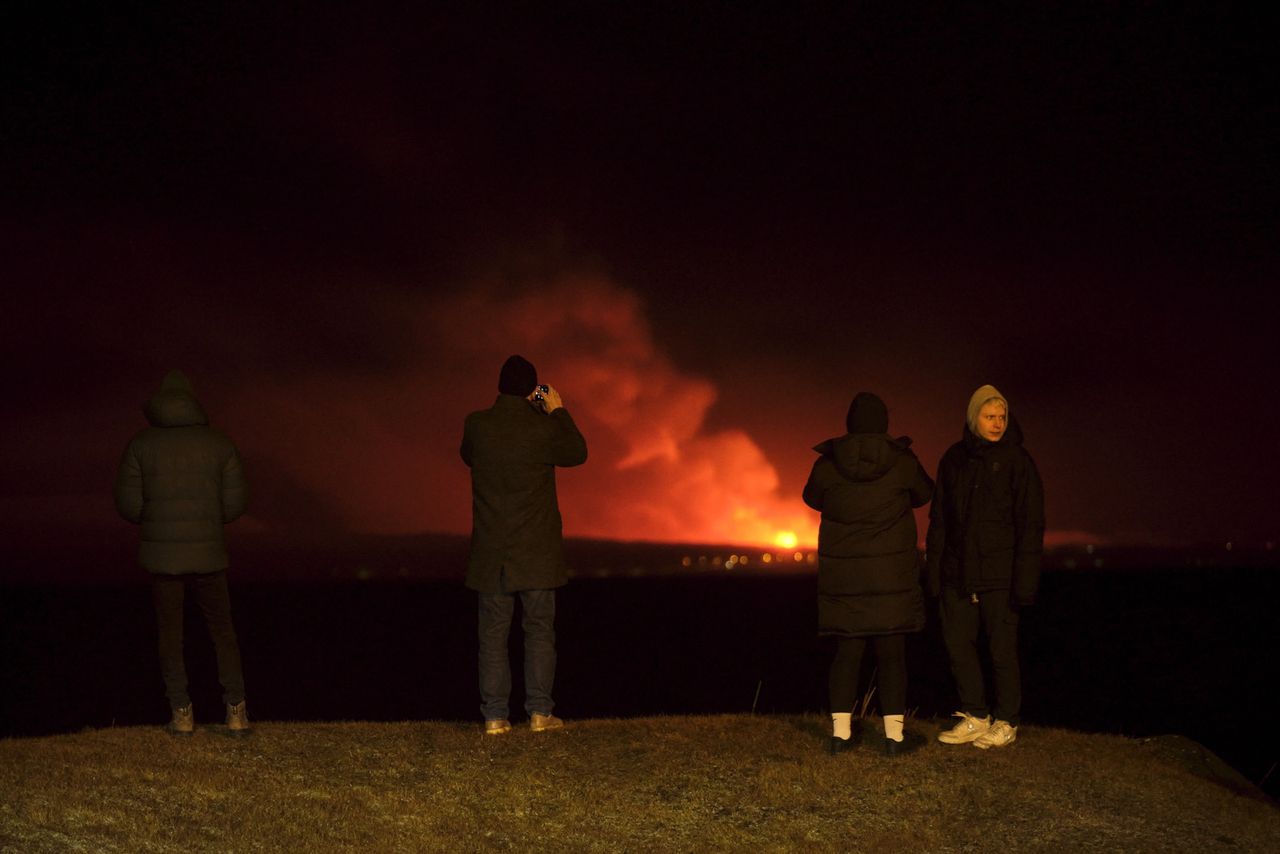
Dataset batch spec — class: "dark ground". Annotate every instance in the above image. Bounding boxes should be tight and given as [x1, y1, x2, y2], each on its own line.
[2, 548, 1277, 798]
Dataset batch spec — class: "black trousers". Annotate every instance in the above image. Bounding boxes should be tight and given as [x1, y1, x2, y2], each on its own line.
[939, 586, 1022, 725]
[152, 570, 246, 710]
[828, 633, 907, 716]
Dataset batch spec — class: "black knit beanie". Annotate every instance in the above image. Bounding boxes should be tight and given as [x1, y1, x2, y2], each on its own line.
[498, 355, 538, 396]
[846, 392, 889, 434]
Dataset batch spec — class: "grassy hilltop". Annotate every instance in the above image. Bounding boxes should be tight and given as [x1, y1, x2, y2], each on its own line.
[1, 714, 1276, 852]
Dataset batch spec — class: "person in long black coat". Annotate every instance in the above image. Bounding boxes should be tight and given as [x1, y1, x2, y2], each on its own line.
[803, 392, 934, 756]
[926, 384, 1044, 750]
[114, 370, 250, 736]
[461, 355, 587, 735]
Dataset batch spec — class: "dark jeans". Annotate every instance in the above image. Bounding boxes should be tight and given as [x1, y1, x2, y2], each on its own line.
[940, 586, 1022, 725]
[152, 570, 245, 710]
[828, 633, 908, 715]
[478, 589, 556, 721]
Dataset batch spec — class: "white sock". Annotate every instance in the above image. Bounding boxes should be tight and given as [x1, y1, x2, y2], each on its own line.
[831, 713, 852, 740]
[883, 714, 905, 742]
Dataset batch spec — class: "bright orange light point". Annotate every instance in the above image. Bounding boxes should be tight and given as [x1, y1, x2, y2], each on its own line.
[774, 530, 799, 549]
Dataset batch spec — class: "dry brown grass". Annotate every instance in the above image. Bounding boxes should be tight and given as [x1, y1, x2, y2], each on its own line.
[1, 714, 1276, 853]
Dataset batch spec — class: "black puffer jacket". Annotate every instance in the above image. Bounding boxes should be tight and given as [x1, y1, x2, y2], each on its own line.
[461, 394, 588, 593]
[114, 371, 248, 574]
[925, 416, 1045, 603]
[803, 433, 934, 636]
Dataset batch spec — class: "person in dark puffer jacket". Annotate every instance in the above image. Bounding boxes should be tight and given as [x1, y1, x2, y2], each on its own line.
[927, 384, 1045, 750]
[114, 370, 251, 737]
[803, 392, 934, 756]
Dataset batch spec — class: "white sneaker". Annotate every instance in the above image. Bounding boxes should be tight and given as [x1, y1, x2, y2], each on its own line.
[937, 712, 992, 744]
[973, 720, 1017, 749]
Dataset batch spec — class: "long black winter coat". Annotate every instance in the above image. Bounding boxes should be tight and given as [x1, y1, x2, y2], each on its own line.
[803, 433, 934, 637]
[114, 372, 248, 575]
[461, 394, 588, 594]
[925, 416, 1045, 603]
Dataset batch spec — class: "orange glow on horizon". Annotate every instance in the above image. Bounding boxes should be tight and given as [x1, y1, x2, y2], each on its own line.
[559, 504, 818, 551]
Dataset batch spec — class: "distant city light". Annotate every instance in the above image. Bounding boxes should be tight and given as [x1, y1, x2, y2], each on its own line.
[681, 556, 692, 567]
[806, 553, 817, 565]
[761, 553, 773, 564]
[793, 552, 803, 562]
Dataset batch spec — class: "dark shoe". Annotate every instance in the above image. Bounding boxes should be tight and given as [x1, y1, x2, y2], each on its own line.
[225, 700, 251, 737]
[826, 718, 862, 755]
[167, 704, 194, 737]
[884, 731, 926, 757]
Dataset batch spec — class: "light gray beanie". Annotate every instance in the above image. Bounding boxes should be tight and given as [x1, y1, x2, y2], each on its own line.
[966, 384, 1008, 435]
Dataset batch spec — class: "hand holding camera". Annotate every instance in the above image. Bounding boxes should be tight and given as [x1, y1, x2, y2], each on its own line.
[531, 384, 564, 413]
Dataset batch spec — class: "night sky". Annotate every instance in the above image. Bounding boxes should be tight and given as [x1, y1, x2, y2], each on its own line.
[3, 4, 1276, 557]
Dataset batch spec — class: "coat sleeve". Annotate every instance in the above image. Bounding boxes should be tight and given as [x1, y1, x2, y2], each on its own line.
[113, 441, 144, 523]
[923, 455, 948, 597]
[221, 444, 248, 523]
[801, 459, 826, 511]
[546, 408, 588, 467]
[1011, 451, 1046, 605]
[905, 453, 935, 509]
[460, 415, 475, 467]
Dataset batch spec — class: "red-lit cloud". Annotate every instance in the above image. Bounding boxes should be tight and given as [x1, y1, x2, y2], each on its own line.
[229, 274, 818, 547]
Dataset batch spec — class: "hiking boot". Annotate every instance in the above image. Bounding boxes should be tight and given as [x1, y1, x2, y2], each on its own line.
[973, 720, 1017, 749]
[225, 700, 251, 737]
[484, 719, 512, 735]
[937, 712, 991, 744]
[530, 712, 564, 732]
[884, 731, 927, 757]
[167, 704, 194, 737]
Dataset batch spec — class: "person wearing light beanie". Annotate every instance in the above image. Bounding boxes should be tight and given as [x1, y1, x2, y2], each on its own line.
[926, 384, 1045, 750]
[966, 384, 1007, 437]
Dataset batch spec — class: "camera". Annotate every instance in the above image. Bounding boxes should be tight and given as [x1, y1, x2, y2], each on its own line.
[534, 384, 549, 401]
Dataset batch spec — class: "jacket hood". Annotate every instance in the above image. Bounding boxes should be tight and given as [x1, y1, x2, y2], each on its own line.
[812, 433, 908, 483]
[962, 414, 1025, 450]
[144, 370, 209, 427]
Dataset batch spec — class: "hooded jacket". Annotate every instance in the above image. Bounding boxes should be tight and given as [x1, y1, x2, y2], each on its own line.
[803, 433, 934, 636]
[461, 394, 588, 593]
[114, 371, 248, 574]
[925, 416, 1045, 603]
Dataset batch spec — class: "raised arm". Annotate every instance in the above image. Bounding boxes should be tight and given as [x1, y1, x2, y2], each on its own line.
[547, 408, 588, 467]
